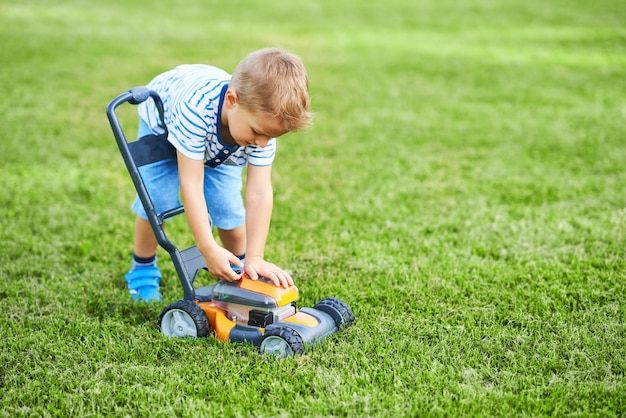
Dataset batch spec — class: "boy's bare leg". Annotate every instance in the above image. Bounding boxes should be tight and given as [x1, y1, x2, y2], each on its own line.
[126, 216, 162, 302]
[133, 216, 158, 258]
[218, 225, 246, 257]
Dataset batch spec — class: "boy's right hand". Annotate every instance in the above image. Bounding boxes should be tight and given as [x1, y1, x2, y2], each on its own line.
[203, 246, 243, 282]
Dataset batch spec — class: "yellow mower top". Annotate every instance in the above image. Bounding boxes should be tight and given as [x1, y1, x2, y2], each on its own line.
[211, 275, 299, 308]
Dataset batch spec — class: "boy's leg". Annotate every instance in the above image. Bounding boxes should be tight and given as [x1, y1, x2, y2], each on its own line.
[217, 225, 246, 257]
[126, 217, 161, 300]
[134, 216, 158, 258]
[126, 157, 181, 302]
[218, 225, 246, 273]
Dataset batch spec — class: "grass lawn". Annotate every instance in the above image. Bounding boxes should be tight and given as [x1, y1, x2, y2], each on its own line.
[1, 0, 625, 416]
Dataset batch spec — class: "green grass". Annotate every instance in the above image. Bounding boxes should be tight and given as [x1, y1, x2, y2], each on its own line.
[1, 0, 625, 416]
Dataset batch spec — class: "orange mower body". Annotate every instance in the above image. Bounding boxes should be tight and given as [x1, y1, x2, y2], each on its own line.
[158, 276, 354, 357]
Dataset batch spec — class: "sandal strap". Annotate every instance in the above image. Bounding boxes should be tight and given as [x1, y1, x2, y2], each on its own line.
[126, 277, 159, 291]
[125, 266, 162, 289]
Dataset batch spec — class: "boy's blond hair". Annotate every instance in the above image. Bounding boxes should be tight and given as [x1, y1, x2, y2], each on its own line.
[230, 47, 313, 132]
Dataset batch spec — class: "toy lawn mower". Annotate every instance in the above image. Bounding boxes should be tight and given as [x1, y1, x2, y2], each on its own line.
[106, 87, 354, 357]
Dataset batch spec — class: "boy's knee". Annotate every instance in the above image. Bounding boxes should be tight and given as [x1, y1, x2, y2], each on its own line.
[218, 225, 245, 241]
[217, 225, 246, 255]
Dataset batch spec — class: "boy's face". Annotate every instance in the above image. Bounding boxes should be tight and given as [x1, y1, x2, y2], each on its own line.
[223, 89, 287, 148]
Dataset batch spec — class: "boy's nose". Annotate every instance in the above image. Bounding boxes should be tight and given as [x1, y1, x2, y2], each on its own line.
[255, 137, 270, 148]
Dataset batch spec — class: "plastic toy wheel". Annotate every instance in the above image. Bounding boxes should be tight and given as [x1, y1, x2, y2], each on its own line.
[158, 300, 209, 338]
[313, 298, 355, 329]
[260, 326, 305, 358]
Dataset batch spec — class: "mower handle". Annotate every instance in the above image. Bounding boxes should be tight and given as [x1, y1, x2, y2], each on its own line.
[106, 86, 166, 116]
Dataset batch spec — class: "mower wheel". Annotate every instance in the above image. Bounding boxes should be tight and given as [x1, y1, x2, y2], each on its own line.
[158, 300, 209, 338]
[313, 298, 355, 329]
[260, 326, 305, 358]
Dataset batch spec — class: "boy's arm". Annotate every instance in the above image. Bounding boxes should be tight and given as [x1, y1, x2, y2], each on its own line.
[244, 164, 293, 288]
[177, 151, 242, 282]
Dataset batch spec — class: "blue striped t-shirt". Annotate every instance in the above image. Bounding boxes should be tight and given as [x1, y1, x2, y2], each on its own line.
[137, 64, 276, 167]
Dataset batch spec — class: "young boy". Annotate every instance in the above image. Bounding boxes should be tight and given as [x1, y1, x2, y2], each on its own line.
[125, 47, 313, 302]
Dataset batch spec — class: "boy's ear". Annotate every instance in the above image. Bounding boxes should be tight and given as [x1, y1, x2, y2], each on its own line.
[225, 89, 238, 108]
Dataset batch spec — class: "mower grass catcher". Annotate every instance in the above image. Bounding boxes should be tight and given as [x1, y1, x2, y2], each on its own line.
[106, 87, 354, 357]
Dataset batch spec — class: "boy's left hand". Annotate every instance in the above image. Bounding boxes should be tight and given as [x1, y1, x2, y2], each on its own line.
[244, 257, 294, 288]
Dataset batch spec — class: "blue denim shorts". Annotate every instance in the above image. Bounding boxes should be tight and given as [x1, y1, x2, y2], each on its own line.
[131, 122, 245, 230]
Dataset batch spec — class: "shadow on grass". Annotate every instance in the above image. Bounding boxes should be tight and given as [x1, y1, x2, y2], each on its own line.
[85, 297, 162, 329]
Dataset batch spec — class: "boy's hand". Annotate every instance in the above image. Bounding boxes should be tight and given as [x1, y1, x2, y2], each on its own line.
[203, 246, 243, 282]
[244, 257, 293, 288]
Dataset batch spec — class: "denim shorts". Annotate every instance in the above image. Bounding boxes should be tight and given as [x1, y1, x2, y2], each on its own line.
[131, 122, 245, 230]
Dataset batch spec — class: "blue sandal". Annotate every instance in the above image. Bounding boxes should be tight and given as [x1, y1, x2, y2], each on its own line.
[230, 262, 244, 275]
[124, 265, 163, 302]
